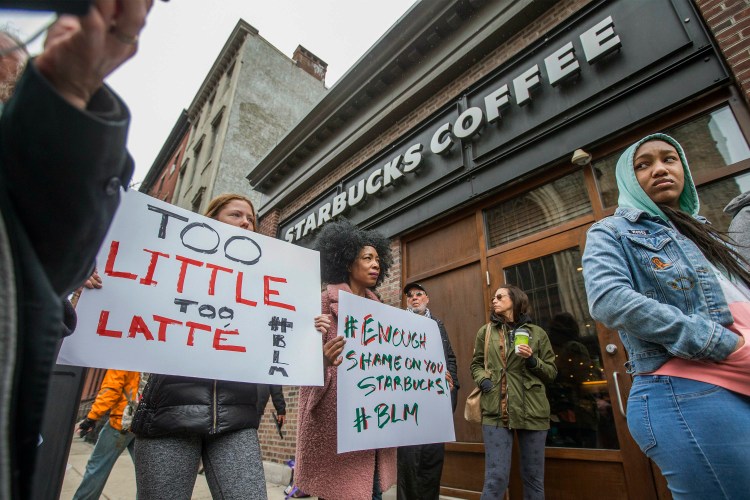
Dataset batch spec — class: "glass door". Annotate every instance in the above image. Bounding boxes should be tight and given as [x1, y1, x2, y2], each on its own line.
[487, 227, 662, 499]
[503, 247, 617, 450]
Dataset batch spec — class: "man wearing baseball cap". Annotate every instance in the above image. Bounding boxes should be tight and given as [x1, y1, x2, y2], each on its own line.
[397, 282, 459, 500]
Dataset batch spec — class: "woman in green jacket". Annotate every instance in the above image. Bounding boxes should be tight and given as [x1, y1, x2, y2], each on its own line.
[471, 284, 557, 500]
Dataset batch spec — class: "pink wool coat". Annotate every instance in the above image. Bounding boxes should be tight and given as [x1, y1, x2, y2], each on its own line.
[295, 283, 397, 500]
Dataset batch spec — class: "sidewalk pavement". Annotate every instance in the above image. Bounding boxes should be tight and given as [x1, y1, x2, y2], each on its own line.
[61, 436, 398, 499]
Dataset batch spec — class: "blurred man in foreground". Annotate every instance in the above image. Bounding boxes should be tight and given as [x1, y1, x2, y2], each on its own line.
[0, 1, 152, 497]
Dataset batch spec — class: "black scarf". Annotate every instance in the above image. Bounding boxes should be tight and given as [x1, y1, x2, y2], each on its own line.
[490, 311, 531, 328]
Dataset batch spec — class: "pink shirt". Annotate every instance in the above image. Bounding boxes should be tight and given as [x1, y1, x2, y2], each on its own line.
[651, 267, 750, 396]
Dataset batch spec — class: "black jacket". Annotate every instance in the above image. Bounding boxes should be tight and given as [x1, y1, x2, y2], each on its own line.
[131, 375, 260, 437]
[257, 384, 286, 418]
[0, 62, 133, 499]
[433, 316, 460, 412]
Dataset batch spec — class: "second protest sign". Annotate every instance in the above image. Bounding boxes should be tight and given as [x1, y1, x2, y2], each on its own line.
[336, 292, 455, 453]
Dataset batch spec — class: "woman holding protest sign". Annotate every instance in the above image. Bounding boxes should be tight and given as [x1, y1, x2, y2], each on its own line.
[131, 194, 331, 500]
[470, 284, 556, 500]
[295, 218, 396, 500]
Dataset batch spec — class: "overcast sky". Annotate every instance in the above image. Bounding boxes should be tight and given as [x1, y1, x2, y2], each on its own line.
[2, 0, 416, 186]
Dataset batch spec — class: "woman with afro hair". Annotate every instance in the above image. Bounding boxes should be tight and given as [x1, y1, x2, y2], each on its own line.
[294, 218, 396, 500]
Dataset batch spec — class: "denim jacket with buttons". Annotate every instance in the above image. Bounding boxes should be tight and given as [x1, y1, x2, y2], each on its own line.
[582, 207, 739, 374]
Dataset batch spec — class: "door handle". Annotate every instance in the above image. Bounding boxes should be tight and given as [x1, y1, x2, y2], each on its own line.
[612, 371, 627, 419]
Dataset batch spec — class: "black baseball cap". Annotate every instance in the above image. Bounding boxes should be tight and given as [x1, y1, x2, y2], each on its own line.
[403, 282, 427, 295]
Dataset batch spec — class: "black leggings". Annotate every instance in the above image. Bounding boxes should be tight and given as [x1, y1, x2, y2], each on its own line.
[135, 428, 267, 500]
[481, 426, 547, 500]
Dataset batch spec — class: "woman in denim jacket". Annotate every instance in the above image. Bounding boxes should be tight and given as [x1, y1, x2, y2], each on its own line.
[582, 134, 750, 499]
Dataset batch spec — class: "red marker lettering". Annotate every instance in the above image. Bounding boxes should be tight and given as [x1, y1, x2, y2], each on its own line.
[264, 275, 296, 311]
[205, 263, 233, 296]
[96, 310, 122, 338]
[139, 249, 170, 286]
[213, 328, 246, 352]
[104, 241, 137, 280]
[235, 272, 258, 307]
[153, 315, 183, 342]
[185, 321, 211, 346]
[128, 315, 155, 341]
[175, 255, 204, 293]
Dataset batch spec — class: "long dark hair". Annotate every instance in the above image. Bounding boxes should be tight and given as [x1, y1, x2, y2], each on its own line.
[662, 205, 750, 285]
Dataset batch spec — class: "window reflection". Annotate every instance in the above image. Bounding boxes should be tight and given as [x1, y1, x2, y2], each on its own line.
[670, 108, 750, 184]
[485, 170, 591, 247]
[504, 249, 619, 449]
[683, 106, 750, 167]
[594, 105, 750, 209]
[697, 172, 750, 232]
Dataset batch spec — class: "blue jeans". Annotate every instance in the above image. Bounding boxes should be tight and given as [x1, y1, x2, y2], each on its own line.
[628, 376, 750, 500]
[73, 420, 135, 500]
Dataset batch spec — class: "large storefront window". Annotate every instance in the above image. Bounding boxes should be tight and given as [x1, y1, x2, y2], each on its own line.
[504, 249, 618, 450]
[485, 171, 591, 247]
[697, 171, 750, 231]
[594, 105, 750, 220]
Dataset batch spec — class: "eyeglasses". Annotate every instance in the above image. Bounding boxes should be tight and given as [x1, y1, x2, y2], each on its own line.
[407, 291, 426, 298]
[494, 293, 509, 301]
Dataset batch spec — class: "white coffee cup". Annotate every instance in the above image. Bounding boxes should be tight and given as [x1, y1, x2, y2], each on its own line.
[514, 329, 530, 354]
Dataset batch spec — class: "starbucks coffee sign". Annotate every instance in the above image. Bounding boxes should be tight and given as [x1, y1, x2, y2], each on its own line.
[282, 15, 623, 243]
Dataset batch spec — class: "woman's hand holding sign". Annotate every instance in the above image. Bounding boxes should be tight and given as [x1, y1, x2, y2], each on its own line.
[323, 335, 345, 367]
[446, 371, 454, 391]
[315, 313, 343, 367]
[315, 314, 331, 334]
[83, 268, 103, 289]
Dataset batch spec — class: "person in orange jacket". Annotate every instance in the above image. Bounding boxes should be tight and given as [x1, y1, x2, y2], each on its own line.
[73, 370, 141, 500]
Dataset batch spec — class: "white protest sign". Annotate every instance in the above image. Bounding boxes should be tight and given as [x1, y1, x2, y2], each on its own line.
[58, 190, 323, 386]
[336, 292, 455, 453]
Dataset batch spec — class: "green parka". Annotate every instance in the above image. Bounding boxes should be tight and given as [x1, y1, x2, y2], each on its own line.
[470, 321, 557, 429]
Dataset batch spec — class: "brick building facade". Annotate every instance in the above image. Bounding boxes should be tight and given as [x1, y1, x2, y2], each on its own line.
[139, 110, 190, 201]
[249, 0, 750, 497]
[169, 20, 327, 215]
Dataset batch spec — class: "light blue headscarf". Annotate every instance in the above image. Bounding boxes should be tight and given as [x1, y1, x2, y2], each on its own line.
[615, 133, 700, 220]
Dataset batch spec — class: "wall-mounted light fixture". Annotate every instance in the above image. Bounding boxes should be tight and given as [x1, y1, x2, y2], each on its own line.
[571, 148, 592, 166]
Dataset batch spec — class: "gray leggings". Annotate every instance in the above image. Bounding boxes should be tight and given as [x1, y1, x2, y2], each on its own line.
[481, 426, 547, 500]
[134, 428, 267, 500]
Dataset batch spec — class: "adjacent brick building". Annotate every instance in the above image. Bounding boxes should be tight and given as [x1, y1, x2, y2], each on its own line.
[169, 20, 328, 214]
[139, 110, 190, 201]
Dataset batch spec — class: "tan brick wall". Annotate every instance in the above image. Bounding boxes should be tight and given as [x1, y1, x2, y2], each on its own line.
[258, 385, 298, 464]
[695, 0, 750, 106]
[257, 207, 281, 237]
[378, 239, 402, 308]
